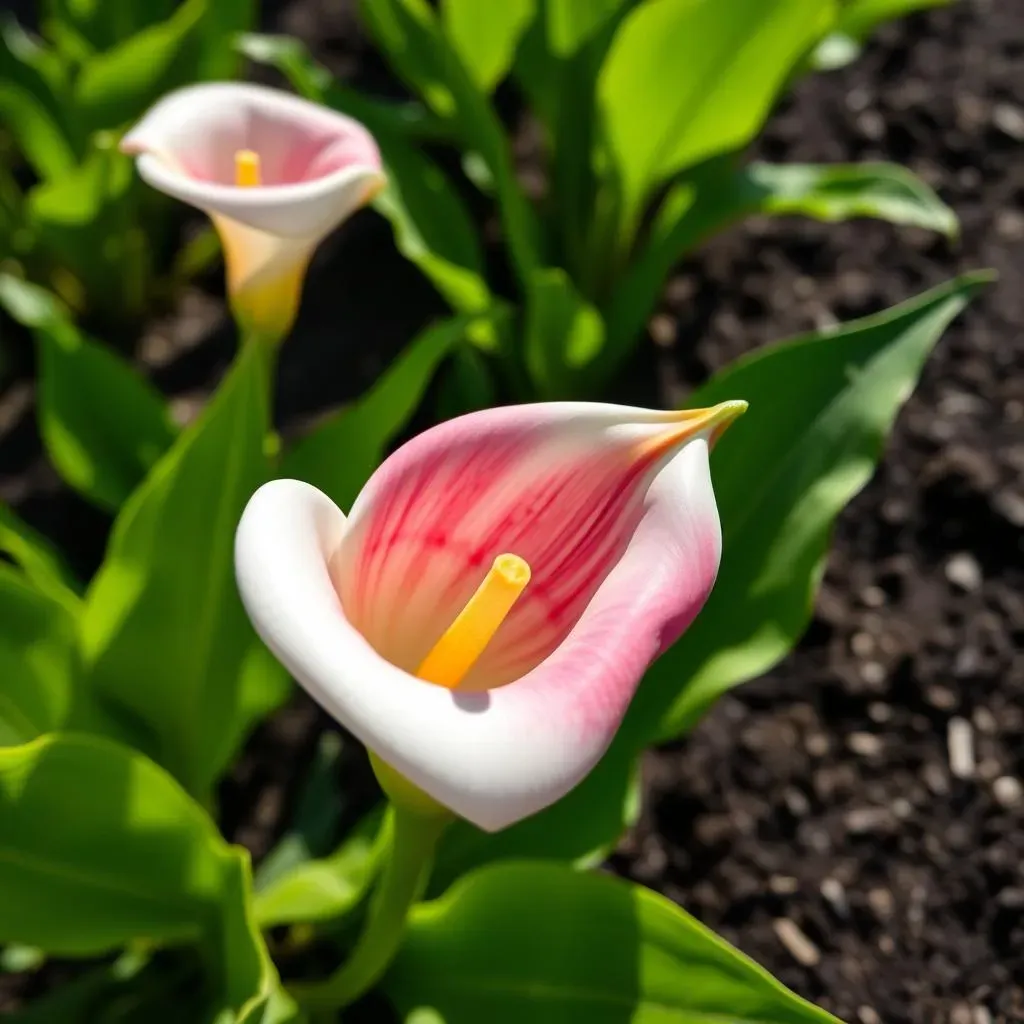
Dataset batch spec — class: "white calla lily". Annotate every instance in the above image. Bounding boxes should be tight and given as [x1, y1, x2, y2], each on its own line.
[122, 83, 384, 339]
[235, 400, 745, 831]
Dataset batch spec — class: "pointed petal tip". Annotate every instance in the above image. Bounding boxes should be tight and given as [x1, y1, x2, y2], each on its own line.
[643, 399, 748, 458]
[706, 398, 747, 444]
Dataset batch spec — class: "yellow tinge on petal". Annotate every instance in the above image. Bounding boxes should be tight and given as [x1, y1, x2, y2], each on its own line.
[213, 148, 310, 344]
[638, 399, 748, 460]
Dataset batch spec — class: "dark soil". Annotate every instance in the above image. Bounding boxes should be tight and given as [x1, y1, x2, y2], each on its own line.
[1, 0, 1022, 1022]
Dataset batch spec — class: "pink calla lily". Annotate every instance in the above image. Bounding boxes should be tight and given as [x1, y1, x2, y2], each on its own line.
[122, 83, 384, 338]
[235, 401, 745, 831]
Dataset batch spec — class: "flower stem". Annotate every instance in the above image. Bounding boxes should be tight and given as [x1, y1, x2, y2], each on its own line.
[289, 802, 449, 1012]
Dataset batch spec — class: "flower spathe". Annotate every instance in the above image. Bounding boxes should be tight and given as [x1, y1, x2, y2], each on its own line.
[235, 401, 745, 831]
[122, 83, 384, 340]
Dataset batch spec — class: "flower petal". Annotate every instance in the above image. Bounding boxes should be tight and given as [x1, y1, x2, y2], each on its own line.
[333, 403, 728, 689]
[122, 83, 383, 239]
[235, 405, 726, 831]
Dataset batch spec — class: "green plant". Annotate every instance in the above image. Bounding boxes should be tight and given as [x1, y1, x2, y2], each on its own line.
[243, 0, 955, 401]
[0, 29, 985, 1020]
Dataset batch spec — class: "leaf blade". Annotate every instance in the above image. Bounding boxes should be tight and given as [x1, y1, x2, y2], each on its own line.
[81, 342, 275, 796]
[598, 0, 834, 217]
[387, 862, 840, 1023]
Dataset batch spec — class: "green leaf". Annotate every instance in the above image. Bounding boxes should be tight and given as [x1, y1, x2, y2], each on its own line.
[196, 0, 253, 79]
[546, 0, 625, 57]
[359, 0, 542, 286]
[0, 567, 79, 746]
[82, 341, 273, 798]
[433, 274, 989, 883]
[40, 0, 178, 52]
[73, 0, 205, 131]
[0, 731, 239, 951]
[26, 138, 152, 317]
[812, 0, 950, 70]
[604, 157, 957, 366]
[36, 322, 175, 511]
[598, 0, 834, 222]
[524, 267, 606, 398]
[0, 499, 79, 599]
[650, 271, 992, 735]
[441, 0, 536, 92]
[282, 314, 488, 512]
[254, 809, 383, 929]
[0, 275, 176, 511]
[0, 18, 75, 178]
[387, 862, 840, 1023]
[747, 161, 957, 236]
[0, 734, 291, 1021]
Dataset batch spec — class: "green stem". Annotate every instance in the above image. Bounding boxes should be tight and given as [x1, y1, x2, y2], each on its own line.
[290, 802, 448, 1013]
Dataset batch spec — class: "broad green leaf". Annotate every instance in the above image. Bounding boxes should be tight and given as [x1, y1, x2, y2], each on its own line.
[441, 0, 536, 92]
[0, 275, 175, 511]
[748, 161, 957, 236]
[0, 734, 290, 1021]
[524, 267, 606, 398]
[73, 0, 205, 131]
[82, 341, 272, 798]
[0, 500, 79, 599]
[812, 0, 950, 70]
[598, 0, 834, 224]
[604, 157, 957, 364]
[387, 862, 840, 1023]
[282, 314, 489, 512]
[254, 809, 383, 928]
[433, 274, 989, 881]
[36, 323, 175, 510]
[0, 567, 78, 746]
[359, 0, 542, 286]
[0, 18, 75, 178]
[651, 271, 992, 735]
[0, 732, 241, 951]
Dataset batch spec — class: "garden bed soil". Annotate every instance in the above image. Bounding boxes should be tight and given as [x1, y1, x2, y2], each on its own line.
[1, 0, 1023, 1022]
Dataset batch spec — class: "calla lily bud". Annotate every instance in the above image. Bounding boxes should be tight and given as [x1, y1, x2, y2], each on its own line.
[122, 83, 384, 341]
[235, 400, 746, 831]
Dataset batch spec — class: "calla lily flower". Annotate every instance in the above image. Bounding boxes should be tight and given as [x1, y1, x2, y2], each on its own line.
[235, 401, 745, 831]
[122, 83, 384, 340]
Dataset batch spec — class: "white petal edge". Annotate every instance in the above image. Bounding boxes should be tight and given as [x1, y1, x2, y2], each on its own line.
[123, 82, 384, 238]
